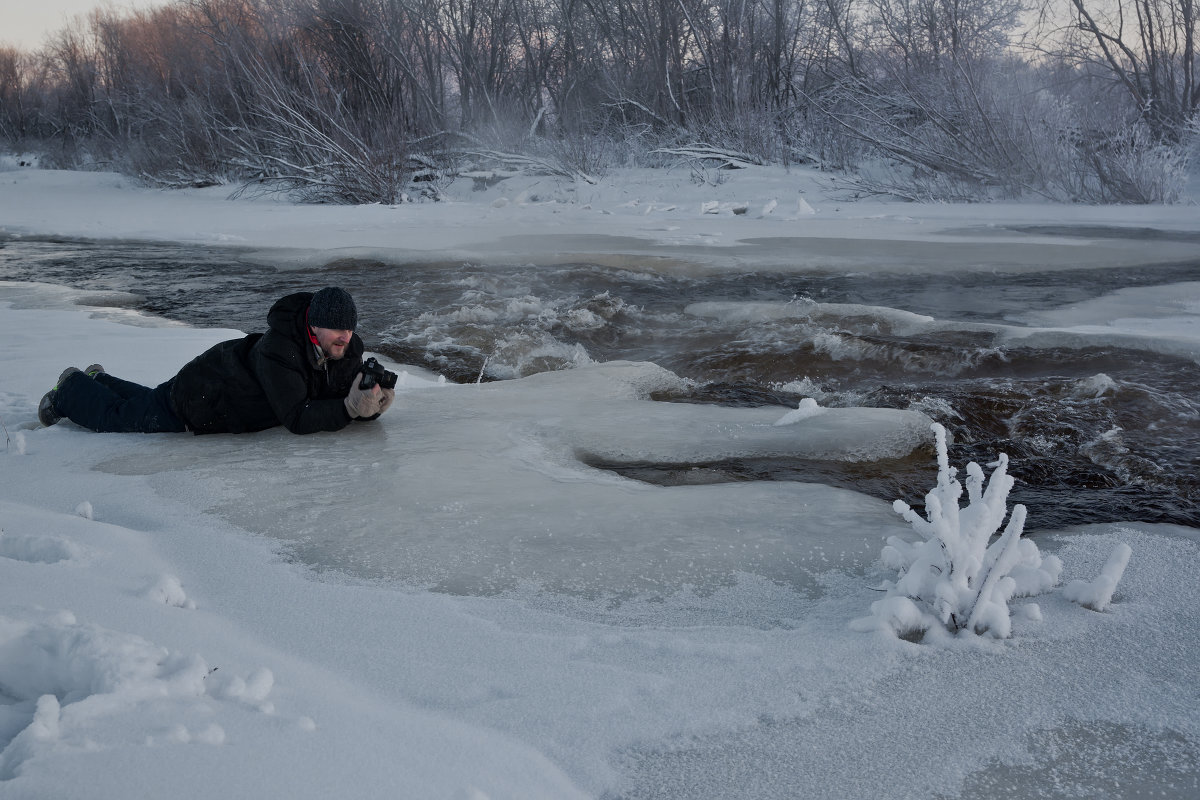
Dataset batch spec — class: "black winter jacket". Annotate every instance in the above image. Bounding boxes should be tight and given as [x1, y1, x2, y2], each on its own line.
[171, 292, 367, 434]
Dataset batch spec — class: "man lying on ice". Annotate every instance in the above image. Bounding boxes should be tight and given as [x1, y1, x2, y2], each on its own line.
[38, 286, 396, 434]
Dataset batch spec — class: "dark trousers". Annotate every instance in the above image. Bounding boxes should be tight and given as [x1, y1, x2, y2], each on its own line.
[55, 372, 187, 433]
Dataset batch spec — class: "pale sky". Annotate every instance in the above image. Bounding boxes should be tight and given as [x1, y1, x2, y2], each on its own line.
[2, 1, 172, 50]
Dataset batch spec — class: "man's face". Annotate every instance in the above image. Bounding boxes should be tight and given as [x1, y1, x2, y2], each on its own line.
[312, 326, 353, 360]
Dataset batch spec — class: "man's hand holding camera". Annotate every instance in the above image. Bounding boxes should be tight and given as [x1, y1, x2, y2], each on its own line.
[345, 357, 398, 419]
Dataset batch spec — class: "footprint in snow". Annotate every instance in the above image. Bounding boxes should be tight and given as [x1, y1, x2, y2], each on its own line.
[0, 530, 84, 564]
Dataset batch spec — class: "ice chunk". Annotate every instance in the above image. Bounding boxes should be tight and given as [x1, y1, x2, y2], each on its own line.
[1006, 281, 1200, 363]
[1074, 373, 1118, 398]
[774, 398, 826, 426]
[684, 299, 936, 335]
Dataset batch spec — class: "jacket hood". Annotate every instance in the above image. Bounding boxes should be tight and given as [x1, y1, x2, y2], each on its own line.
[266, 292, 315, 338]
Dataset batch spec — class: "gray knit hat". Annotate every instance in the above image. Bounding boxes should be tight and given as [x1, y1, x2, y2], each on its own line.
[308, 287, 357, 331]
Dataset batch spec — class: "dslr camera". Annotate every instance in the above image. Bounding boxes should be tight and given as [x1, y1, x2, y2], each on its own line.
[359, 356, 399, 390]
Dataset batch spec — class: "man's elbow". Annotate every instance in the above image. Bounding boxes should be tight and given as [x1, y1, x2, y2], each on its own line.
[280, 404, 353, 434]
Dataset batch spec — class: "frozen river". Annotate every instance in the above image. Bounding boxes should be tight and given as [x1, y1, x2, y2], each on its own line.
[3, 229, 1196, 533]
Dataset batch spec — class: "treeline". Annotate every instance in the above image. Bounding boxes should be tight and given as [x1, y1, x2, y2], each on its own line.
[0, 0, 1196, 202]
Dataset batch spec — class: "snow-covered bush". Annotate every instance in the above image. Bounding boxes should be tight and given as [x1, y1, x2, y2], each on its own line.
[1079, 124, 1191, 204]
[853, 423, 1063, 640]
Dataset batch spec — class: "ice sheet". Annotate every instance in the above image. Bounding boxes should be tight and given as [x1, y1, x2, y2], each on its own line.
[91, 359, 931, 596]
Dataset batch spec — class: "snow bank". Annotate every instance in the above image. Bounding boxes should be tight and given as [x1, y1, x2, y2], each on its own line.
[4, 166, 1200, 276]
[0, 499, 587, 800]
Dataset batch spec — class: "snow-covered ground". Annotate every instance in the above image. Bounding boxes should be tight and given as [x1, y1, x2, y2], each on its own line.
[1, 160, 1199, 798]
[4, 159, 1200, 272]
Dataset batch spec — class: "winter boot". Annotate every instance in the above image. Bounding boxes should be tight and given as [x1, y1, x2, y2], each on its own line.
[37, 367, 82, 427]
[37, 392, 61, 426]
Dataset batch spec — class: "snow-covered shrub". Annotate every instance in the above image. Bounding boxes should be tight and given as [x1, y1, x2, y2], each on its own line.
[1080, 124, 1190, 204]
[853, 423, 1063, 640]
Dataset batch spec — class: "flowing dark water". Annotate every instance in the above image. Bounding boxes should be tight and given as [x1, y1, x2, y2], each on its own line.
[2, 232, 1197, 529]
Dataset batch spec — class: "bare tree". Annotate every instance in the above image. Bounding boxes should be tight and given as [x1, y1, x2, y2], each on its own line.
[375, 0, 452, 134]
[0, 47, 35, 140]
[872, 0, 1022, 68]
[41, 22, 102, 148]
[1049, 0, 1197, 140]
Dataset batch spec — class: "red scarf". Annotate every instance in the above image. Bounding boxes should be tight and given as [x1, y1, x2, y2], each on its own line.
[305, 309, 321, 347]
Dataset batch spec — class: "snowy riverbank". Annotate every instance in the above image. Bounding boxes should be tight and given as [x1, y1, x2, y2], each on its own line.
[3, 160, 1200, 272]
[2, 163, 1199, 798]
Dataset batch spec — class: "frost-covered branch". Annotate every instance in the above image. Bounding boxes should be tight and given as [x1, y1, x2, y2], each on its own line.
[439, 143, 598, 185]
[853, 423, 1063, 640]
[1064, 543, 1133, 612]
[650, 146, 764, 170]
